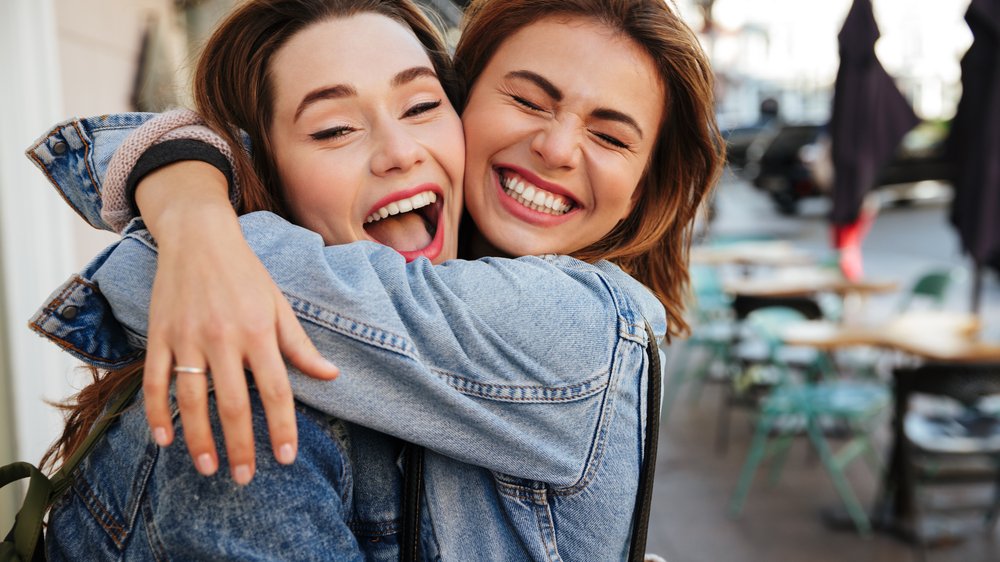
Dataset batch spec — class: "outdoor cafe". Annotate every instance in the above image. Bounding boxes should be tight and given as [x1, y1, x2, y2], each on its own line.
[666, 245, 1000, 560]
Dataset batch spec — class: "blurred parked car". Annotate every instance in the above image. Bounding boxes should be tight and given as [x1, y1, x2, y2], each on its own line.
[723, 123, 774, 171]
[745, 120, 951, 215]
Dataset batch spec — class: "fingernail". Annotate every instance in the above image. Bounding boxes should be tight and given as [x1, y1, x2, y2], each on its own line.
[196, 453, 217, 476]
[323, 359, 339, 374]
[278, 443, 296, 465]
[153, 427, 169, 446]
[233, 464, 252, 485]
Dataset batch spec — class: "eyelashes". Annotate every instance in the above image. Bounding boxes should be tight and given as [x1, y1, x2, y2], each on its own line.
[508, 94, 631, 150]
[403, 99, 442, 118]
[310, 126, 354, 141]
[309, 99, 444, 141]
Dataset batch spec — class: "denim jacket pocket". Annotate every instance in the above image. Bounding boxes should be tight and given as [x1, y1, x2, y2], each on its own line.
[47, 395, 158, 558]
[492, 476, 562, 562]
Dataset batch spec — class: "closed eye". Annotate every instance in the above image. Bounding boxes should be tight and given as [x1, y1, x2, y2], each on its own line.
[511, 95, 544, 112]
[310, 126, 355, 141]
[591, 131, 629, 149]
[403, 99, 442, 118]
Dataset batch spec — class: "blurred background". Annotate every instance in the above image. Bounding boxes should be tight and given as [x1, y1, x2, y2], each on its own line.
[1, 1, 997, 559]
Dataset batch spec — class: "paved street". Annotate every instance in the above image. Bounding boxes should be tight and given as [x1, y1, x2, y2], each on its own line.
[646, 174, 1000, 562]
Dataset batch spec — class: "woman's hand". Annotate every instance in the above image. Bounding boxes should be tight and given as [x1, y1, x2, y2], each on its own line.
[136, 162, 339, 485]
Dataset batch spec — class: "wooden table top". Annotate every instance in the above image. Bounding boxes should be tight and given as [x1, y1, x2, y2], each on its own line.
[690, 241, 814, 268]
[723, 268, 899, 298]
[783, 311, 1000, 363]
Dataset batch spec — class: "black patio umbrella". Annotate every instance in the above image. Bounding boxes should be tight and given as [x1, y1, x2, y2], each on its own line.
[829, 0, 919, 226]
[948, 0, 1000, 311]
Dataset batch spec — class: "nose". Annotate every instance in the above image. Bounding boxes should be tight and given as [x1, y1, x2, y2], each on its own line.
[530, 117, 581, 170]
[370, 119, 425, 176]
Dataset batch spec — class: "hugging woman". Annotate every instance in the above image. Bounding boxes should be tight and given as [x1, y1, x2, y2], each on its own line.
[29, 0, 722, 559]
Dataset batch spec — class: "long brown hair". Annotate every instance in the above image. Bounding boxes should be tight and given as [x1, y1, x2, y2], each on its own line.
[455, 0, 725, 339]
[42, 0, 455, 471]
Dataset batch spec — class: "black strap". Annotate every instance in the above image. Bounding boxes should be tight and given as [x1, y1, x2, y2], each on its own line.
[629, 322, 662, 561]
[398, 323, 661, 562]
[399, 445, 424, 562]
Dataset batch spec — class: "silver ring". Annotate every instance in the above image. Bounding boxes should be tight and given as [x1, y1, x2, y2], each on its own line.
[172, 365, 209, 375]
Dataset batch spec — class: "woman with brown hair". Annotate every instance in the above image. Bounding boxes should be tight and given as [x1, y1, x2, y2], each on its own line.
[32, 0, 722, 559]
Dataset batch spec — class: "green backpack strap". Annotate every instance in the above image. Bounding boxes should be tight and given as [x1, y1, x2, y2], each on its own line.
[49, 375, 143, 498]
[0, 373, 143, 562]
[0, 463, 51, 562]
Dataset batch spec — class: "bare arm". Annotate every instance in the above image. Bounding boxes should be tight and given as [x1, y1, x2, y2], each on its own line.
[134, 162, 339, 484]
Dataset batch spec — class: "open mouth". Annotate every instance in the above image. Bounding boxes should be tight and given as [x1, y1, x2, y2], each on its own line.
[363, 187, 445, 262]
[496, 168, 576, 216]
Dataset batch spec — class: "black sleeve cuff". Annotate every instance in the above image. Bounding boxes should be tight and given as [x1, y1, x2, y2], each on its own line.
[124, 138, 235, 217]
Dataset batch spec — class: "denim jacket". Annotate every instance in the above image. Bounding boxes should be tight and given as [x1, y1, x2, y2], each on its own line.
[28, 115, 667, 561]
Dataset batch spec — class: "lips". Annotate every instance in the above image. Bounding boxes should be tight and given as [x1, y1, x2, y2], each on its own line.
[363, 185, 446, 262]
[493, 165, 580, 226]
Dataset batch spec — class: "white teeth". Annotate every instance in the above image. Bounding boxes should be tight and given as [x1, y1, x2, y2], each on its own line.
[365, 191, 438, 224]
[499, 172, 573, 216]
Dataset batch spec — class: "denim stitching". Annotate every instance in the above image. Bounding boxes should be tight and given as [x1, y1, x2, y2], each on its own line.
[25, 143, 95, 226]
[72, 120, 104, 203]
[72, 476, 127, 548]
[534, 498, 562, 562]
[492, 478, 548, 501]
[140, 490, 170, 561]
[429, 367, 609, 403]
[550, 336, 634, 497]
[348, 519, 400, 536]
[287, 296, 417, 359]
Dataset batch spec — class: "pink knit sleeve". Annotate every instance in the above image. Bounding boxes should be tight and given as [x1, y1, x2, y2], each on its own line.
[101, 108, 242, 232]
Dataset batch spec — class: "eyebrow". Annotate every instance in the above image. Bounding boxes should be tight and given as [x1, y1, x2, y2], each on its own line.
[506, 70, 644, 139]
[294, 66, 439, 122]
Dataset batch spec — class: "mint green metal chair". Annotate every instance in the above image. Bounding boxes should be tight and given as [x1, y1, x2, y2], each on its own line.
[896, 268, 961, 312]
[663, 265, 735, 421]
[728, 307, 890, 535]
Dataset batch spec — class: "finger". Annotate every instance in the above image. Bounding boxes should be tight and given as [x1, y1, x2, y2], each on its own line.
[246, 341, 298, 466]
[276, 301, 339, 381]
[144, 338, 175, 447]
[208, 349, 257, 485]
[172, 355, 218, 478]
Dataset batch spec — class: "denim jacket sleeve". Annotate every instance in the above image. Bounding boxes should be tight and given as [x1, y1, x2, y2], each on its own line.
[26, 113, 158, 231]
[72, 212, 664, 488]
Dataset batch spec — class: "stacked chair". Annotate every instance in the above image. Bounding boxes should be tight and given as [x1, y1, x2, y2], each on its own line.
[891, 363, 1000, 559]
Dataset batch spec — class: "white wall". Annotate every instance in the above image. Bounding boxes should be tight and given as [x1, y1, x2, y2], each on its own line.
[0, 0, 183, 527]
[54, 0, 190, 265]
[0, 0, 78, 524]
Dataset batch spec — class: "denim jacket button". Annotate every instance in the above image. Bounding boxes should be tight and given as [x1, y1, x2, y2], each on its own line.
[52, 141, 68, 155]
[61, 305, 79, 320]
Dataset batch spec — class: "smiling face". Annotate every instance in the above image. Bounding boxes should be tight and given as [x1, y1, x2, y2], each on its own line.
[268, 13, 464, 263]
[461, 16, 665, 257]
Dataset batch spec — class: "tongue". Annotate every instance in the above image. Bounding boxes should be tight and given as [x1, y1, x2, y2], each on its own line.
[365, 212, 433, 252]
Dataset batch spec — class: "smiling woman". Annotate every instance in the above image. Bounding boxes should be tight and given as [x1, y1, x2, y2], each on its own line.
[28, 0, 723, 560]
[268, 14, 464, 262]
[461, 15, 665, 257]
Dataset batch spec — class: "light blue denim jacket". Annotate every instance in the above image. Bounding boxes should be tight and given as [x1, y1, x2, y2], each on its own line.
[28, 115, 667, 561]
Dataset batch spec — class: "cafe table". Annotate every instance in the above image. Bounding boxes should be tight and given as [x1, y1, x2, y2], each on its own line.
[723, 267, 899, 300]
[781, 311, 1000, 538]
[690, 241, 814, 270]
